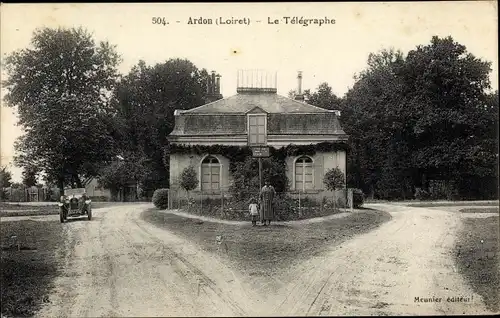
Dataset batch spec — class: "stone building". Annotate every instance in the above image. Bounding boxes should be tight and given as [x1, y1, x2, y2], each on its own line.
[167, 70, 348, 200]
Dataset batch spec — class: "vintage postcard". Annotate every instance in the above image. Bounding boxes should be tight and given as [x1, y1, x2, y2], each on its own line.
[1, 1, 498, 317]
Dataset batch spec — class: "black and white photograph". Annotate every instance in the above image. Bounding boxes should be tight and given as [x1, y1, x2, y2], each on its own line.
[0, 2, 498, 317]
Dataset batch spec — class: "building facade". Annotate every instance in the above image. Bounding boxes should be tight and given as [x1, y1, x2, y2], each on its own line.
[167, 71, 349, 200]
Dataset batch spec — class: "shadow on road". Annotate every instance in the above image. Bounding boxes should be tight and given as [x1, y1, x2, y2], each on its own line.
[64, 217, 93, 223]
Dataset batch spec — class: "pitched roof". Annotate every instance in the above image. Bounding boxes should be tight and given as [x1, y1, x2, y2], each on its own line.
[178, 92, 335, 114]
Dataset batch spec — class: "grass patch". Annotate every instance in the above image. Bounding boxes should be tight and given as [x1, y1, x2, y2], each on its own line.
[141, 208, 391, 277]
[0, 202, 127, 217]
[459, 207, 499, 214]
[1, 220, 65, 317]
[0, 203, 59, 217]
[0, 202, 56, 210]
[455, 216, 499, 312]
[404, 201, 499, 207]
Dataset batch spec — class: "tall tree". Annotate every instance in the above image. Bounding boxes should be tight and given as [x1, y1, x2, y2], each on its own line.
[399, 36, 495, 199]
[110, 59, 217, 192]
[342, 37, 497, 200]
[0, 166, 13, 188]
[3, 27, 122, 193]
[0, 166, 13, 200]
[343, 48, 413, 199]
[305, 82, 343, 110]
[22, 166, 38, 187]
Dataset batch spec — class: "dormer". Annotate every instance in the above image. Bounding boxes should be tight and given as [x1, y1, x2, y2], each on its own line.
[246, 106, 268, 146]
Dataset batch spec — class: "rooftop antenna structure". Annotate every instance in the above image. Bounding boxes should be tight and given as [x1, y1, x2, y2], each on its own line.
[237, 69, 277, 94]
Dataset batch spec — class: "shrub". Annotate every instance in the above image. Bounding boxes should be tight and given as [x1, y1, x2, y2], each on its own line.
[180, 166, 198, 193]
[152, 188, 169, 209]
[273, 194, 297, 221]
[323, 167, 346, 210]
[353, 188, 364, 208]
[229, 156, 289, 201]
[323, 168, 345, 192]
[322, 196, 346, 210]
[0, 189, 9, 201]
[415, 188, 430, 201]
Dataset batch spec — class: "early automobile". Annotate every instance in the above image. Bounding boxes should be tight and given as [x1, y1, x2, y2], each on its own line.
[59, 188, 92, 223]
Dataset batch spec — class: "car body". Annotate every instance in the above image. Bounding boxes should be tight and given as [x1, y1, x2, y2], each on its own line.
[59, 188, 92, 223]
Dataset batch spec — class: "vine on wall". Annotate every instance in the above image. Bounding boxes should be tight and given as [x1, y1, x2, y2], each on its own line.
[164, 141, 349, 172]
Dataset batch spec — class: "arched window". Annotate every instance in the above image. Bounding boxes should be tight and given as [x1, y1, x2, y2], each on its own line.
[201, 156, 220, 190]
[295, 156, 314, 191]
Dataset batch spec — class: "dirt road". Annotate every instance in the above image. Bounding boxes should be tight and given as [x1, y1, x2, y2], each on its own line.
[36, 204, 258, 317]
[35, 203, 493, 317]
[266, 203, 492, 316]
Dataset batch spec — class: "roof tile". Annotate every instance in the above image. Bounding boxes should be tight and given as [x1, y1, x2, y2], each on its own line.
[179, 92, 334, 114]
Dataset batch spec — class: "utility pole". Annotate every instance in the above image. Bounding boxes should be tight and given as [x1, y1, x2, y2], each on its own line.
[259, 157, 262, 190]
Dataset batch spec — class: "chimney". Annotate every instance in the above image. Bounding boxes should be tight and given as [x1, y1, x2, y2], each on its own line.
[211, 71, 216, 94]
[215, 74, 221, 94]
[294, 71, 304, 101]
[205, 71, 223, 103]
[297, 71, 303, 95]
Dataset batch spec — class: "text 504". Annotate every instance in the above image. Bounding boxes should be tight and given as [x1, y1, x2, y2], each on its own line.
[152, 17, 168, 26]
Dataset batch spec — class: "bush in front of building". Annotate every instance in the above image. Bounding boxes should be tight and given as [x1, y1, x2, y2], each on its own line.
[229, 156, 289, 202]
[273, 194, 296, 221]
[323, 167, 346, 211]
[152, 189, 169, 209]
[185, 196, 247, 221]
[180, 166, 198, 195]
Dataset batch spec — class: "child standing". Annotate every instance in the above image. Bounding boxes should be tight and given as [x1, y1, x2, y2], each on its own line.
[248, 197, 259, 227]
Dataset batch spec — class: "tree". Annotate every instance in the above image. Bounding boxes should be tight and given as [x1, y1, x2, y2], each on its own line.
[97, 160, 125, 196]
[179, 166, 198, 204]
[323, 167, 346, 210]
[343, 48, 407, 199]
[399, 36, 495, 199]
[22, 166, 38, 187]
[111, 59, 219, 192]
[340, 37, 497, 200]
[0, 166, 13, 201]
[0, 166, 13, 188]
[305, 82, 342, 110]
[97, 152, 151, 200]
[3, 27, 122, 194]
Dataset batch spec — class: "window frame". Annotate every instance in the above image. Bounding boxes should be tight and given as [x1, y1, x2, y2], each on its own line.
[294, 156, 314, 191]
[200, 155, 222, 191]
[247, 113, 268, 146]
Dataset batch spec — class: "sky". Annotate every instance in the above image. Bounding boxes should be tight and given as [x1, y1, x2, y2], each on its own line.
[1, 1, 498, 182]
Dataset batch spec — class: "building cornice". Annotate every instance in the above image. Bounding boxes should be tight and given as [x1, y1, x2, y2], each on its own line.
[168, 134, 349, 146]
[174, 111, 339, 116]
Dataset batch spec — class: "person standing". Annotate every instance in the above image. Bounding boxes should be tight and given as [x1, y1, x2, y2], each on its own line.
[248, 197, 259, 226]
[259, 180, 276, 226]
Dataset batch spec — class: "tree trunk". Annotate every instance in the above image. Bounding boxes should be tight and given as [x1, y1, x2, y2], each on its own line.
[58, 177, 65, 196]
[332, 191, 336, 212]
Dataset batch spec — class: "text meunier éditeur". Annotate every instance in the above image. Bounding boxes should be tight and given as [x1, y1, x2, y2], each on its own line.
[187, 16, 336, 27]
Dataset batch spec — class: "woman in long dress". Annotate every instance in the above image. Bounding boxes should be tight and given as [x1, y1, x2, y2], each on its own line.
[259, 181, 276, 226]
